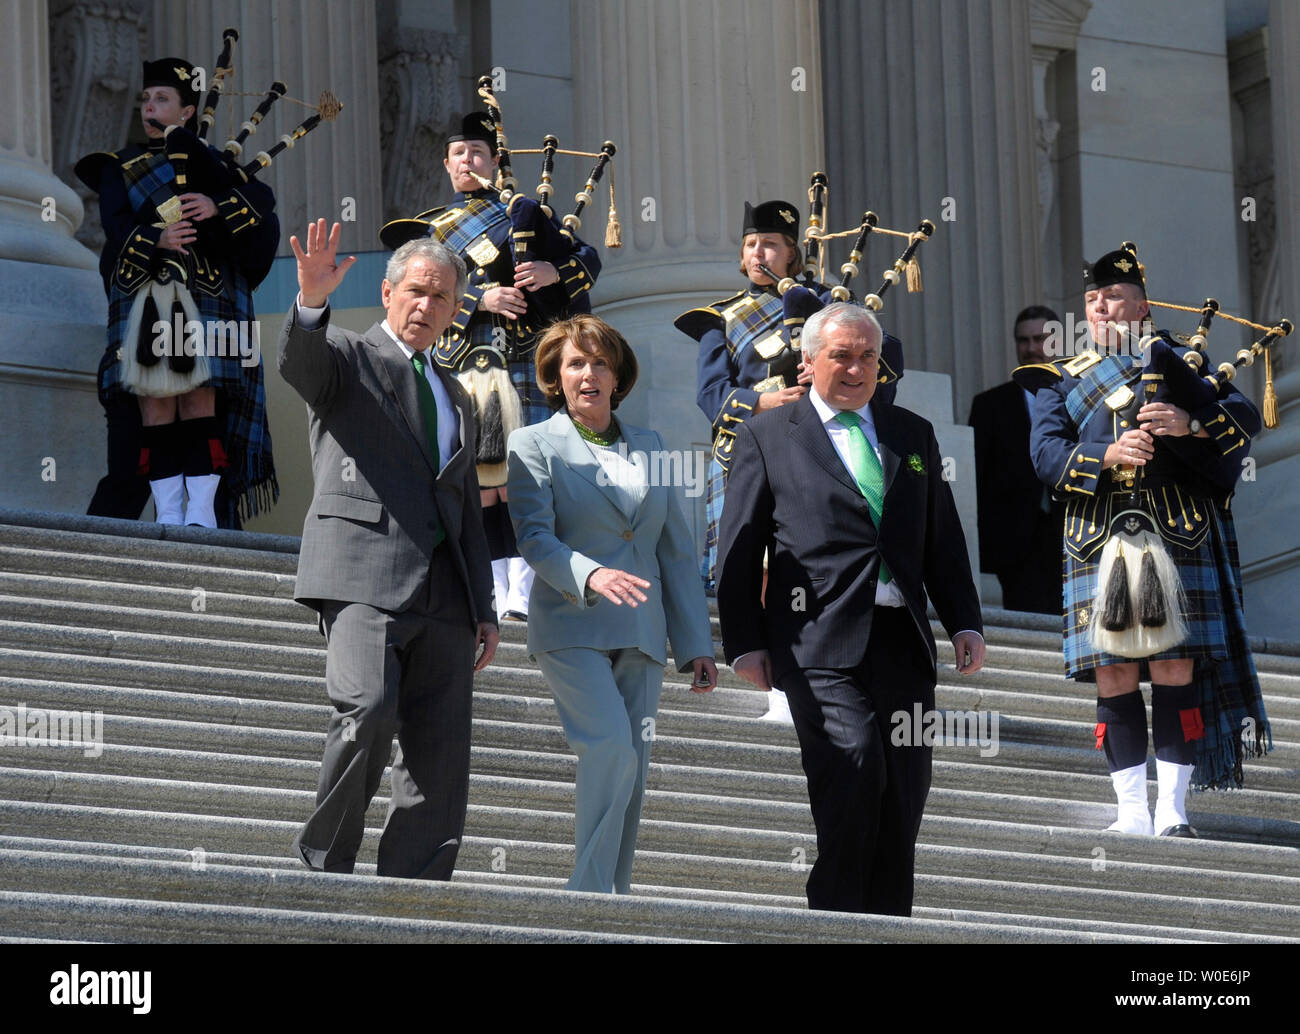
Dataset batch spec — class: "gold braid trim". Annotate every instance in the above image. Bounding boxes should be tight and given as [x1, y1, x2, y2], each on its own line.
[1146, 299, 1274, 333]
[818, 224, 917, 241]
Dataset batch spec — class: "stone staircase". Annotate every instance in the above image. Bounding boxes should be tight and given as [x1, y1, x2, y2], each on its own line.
[1, 508, 1298, 943]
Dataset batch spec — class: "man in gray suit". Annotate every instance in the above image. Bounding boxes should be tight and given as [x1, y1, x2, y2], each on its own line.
[280, 219, 499, 879]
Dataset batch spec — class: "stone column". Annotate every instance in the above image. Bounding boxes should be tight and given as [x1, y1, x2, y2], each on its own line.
[0, 0, 98, 269]
[819, 0, 1042, 586]
[1256, 1, 1300, 461]
[1232, 1, 1300, 639]
[821, 0, 1042, 420]
[571, 0, 824, 447]
[155, 0, 384, 252]
[0, 0, 110, 514]
[1030, 0, 1092, 312]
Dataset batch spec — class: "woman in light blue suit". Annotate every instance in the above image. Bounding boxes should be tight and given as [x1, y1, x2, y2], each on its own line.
[507, 315, 718, 893]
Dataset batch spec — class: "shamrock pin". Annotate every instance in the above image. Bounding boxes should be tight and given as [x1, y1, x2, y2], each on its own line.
[907, 452, 925, 475]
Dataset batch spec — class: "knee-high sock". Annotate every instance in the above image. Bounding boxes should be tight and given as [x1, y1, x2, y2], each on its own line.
[178, 416, 225, 528]
[1151, 682, 1202, 765]
[140, 424, 185, 524]
[139, 423, 183, 480]
[179, 415, 228, 476]
[1097, 689, 1147, 773]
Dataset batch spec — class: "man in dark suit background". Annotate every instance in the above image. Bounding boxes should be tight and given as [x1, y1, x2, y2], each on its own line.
[717, 302, 984, 916]
[280, 219, 498, 879]
[968, 305, 1064, 614]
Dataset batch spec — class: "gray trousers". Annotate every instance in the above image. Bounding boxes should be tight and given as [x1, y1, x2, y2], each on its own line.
[295, 548, 475, 879]
[535, 646, 663, 894]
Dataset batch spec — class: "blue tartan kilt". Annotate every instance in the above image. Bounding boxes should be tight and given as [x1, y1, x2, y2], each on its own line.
[1061, 521, 1229, 679]
[508, 355, 551, 427]
[701, 455, 727, 589]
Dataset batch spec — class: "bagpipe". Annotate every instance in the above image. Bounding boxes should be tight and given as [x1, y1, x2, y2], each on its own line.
[470, 73, 621, 259]
[107, 28, 340, 210]
[151, 30, 343, 198]
[755, 174, 936, 389]
[1086, 242, 1293, 658]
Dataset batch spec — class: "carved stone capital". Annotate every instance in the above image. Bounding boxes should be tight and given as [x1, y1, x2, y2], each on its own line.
[1030, 0, 1093, 55]
[378, 28, 465, 224]
[49, 0, 149, 250]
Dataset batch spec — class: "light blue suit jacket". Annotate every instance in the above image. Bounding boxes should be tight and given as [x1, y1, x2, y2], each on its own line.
[506, 411, 714, 669]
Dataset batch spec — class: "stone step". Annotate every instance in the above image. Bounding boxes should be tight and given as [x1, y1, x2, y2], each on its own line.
[8, 831, 1289, 944]
[0, 889, 683, 944]
[0, 545, 297, 601]
[4, 650, 1300, 779]
[7, 780, 1296, 882]
[0, 517, 299, 572]
[0, 570, 313, 626]
[7, 666, 1295, 796]
[7, 603, 1300, 723]
[2, 691, 1294, 835]
[5, 509, 1299, 664]
[8, 565, 1300, 692]
[1, 802, 1292, 938]
[0, 849, 1160, 944]
[3, 510, 1297, 944]
[4, 717, 1295, 840]
[4, 764, 1297, 891]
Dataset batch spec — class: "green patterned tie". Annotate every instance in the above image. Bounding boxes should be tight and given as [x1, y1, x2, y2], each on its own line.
[411, 350, 445, 548]
[834, 410, 890, 584]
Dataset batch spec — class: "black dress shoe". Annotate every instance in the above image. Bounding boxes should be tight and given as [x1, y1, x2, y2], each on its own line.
[1159, 824, 1198, 838]
[503, 610, 528, 622]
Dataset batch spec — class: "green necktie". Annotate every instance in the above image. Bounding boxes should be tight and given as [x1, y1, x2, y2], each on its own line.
[834, 410, 890, 584]
[411, 350, 445, 548]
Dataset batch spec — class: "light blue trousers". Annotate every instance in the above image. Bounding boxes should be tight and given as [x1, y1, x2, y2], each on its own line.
[535, 646, 663, 893]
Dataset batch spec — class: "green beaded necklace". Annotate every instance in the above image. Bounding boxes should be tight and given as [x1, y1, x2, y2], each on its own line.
[571, 414, 621, 446]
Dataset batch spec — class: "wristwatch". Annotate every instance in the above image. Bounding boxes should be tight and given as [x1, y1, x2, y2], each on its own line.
[1188, 417, 1202, 435]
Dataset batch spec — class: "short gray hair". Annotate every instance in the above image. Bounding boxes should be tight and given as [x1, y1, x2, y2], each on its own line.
[385, 237, 467, 297]
[800, 302, 882, 361]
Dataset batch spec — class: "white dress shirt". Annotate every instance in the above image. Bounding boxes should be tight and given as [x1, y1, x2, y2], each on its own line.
[808, 386, 906, 608]
[295, 296, 459, 472]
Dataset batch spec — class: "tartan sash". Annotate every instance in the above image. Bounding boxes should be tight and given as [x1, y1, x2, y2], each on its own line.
[1065, 353, 1137, 427]
[719, 290, 785, 361]
[120, 148, 179, 217]
[429, 198, 510, 259]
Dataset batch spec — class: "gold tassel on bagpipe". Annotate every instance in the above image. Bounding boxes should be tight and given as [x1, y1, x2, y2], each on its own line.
[1138, 290, 1291, 430]
[1264, 345, 1279, 429]
[604, 160, 622, 249]
[816, 216, 934, 310]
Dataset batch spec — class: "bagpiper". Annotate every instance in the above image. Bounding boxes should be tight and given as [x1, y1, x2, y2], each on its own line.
[76, 54, 279, 529]
[1019, 244, 1271, 837]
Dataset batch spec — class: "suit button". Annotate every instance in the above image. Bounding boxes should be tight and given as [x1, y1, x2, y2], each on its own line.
[622, 530, 634, 540]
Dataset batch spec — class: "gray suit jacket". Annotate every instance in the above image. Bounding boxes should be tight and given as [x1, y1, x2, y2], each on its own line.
[506, 411, 713, 668]
[278, 308, 494, 625]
